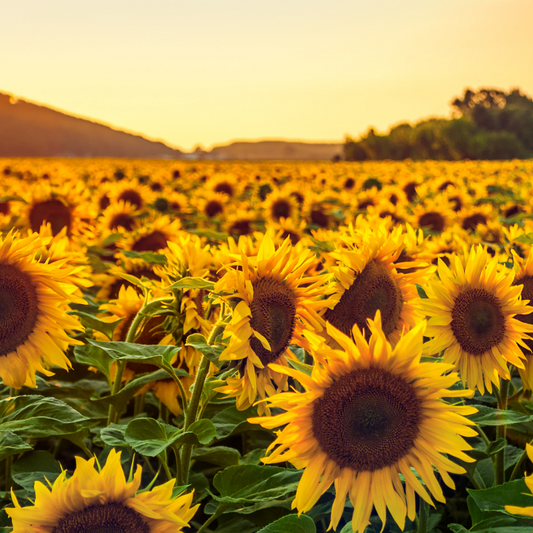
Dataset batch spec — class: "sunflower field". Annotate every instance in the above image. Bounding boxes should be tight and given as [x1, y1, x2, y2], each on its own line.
[2, 158, 533, 533]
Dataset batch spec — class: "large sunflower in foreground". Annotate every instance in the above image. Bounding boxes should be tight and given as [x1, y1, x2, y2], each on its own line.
[422, 246, 533, 394]
[215, 234, 335, 413]
[7, 449, 198, 533]
[0, 231, 84, 389]
[249, 315, 477, 533]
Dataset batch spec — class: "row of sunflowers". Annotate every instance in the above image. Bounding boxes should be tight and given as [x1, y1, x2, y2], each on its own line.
[1, 158, 533, 533]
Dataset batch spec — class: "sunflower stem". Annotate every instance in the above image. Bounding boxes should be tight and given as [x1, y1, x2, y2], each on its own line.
[133, 393, 145, 417]
[417, 498, 429, 533]
[4, 455, 12, 492]
[159, 451, 173, 481]
[495, 378, 510, 485]
[180, 320, 226, 484]
[510, 438, 533, 481]
[195, 504, 228, 533]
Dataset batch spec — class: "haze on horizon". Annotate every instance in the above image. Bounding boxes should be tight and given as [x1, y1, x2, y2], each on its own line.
[3, 0, 532, 152]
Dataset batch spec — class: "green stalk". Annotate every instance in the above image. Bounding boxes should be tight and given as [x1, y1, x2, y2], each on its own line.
[180, 321, 225, 484]
[195, 505, 228, 533]
[495, 378, 510, 485]
[417, 499, 429, 533]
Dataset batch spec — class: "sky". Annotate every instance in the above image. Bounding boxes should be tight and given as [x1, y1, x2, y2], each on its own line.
[2, 0, 533, 151]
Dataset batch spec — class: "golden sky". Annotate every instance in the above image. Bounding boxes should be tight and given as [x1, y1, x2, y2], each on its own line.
[3, 0, 533, 151]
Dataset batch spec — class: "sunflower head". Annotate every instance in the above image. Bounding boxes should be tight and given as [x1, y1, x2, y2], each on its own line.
[250, 314, 477, 533]
[7, 449, 199, 533]
[423, 245, 533, 394]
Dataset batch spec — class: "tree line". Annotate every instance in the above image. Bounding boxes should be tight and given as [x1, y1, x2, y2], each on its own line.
[344, 88, 533, 161]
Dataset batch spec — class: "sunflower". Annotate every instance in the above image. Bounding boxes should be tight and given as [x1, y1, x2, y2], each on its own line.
[99, 200, 141, 233]
[110, 179, 155, 210]
[21, 181, 95, 238]
[7, 449, 199, 533]
[422, 245, 533, 394]
[214, 234, 335, 413]
[323, 223, 426, 346]
[262, 189, 299, 222]
[0, 230, 84, 389]
[511, 249, 533, 389]
[249, 314, 477, 533]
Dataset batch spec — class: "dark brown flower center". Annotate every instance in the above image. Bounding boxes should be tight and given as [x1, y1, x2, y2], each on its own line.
[462, 213, 487, 231]
[512, 275, 533, 355]
[132, 231, 169, 252]
[451, 288, 505, 355]
[29, 199, 72, 236]
[312, 367, 421, 471]
[325, 260, 403, 339]
[229, 220, 253, 236]
[52, 502, 149, 533]
[0, 201, 10, 215]
[214, 182, 234, 196]
[418, 212, 445, 233]
[109, 213, 135, 232]
[310, 209, 329, 228]
[271, 199, 292, 220]
[205, 200, 223, 218]
[118, 190, 143, 209]
[249, 277, 297, 365]
[0, 264, 39, 357]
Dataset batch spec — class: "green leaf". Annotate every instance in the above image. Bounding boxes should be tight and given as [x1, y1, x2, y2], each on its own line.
[257, 514, 316, 533]
[74, 343, 114, 379]
[124, 418, 216, 456]
[124, 418, 181, 456]
[210, 405, 259, 439]
[192, 446, 241, 467]
[87, 339, 180, 380]
[514, 233, 533, 245]
[70, 311, 123, 340]
[416, 284, 428, 298]
[287, 358, 313, 377]
[92, 368, 188, 414]
[167, 277, 215, 290]
[0, 195, 25, 203]
[185, 333, 224, 365]
[121, 250, 167, 264]
[0, 431, 32, 461]
[188, 419, 217, 446]
[0, 395, 91, 438]
[99, 424, 128, 447]
[470, 405, 533, 426]
[468, 479, 533, 516]
[470, 516, 533, 532]
[448, 525, 470, 533]
[211, 465, 302, 513]
[11, 451, 62, 494]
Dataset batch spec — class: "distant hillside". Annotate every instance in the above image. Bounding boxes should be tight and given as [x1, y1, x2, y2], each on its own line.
[207, 140, 343, 160]
[0, 93, 182, 158]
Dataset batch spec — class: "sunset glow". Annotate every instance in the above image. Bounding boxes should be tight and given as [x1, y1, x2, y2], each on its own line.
[3, 0, 533, 151]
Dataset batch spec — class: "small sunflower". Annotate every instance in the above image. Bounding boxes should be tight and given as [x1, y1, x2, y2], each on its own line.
[0, 231, 84, 389]
[511, 249, 533, 389]
[99, 200, 142, 234]
[422, 246, 533, 394]
[215, 234, 334, 413]
[7, 449, 199, 533]
[249, 315, 477, 533]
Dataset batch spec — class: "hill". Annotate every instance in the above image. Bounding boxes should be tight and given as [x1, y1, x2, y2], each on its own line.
[207, 140, 343, 160]
[0, 93, 182, 158]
